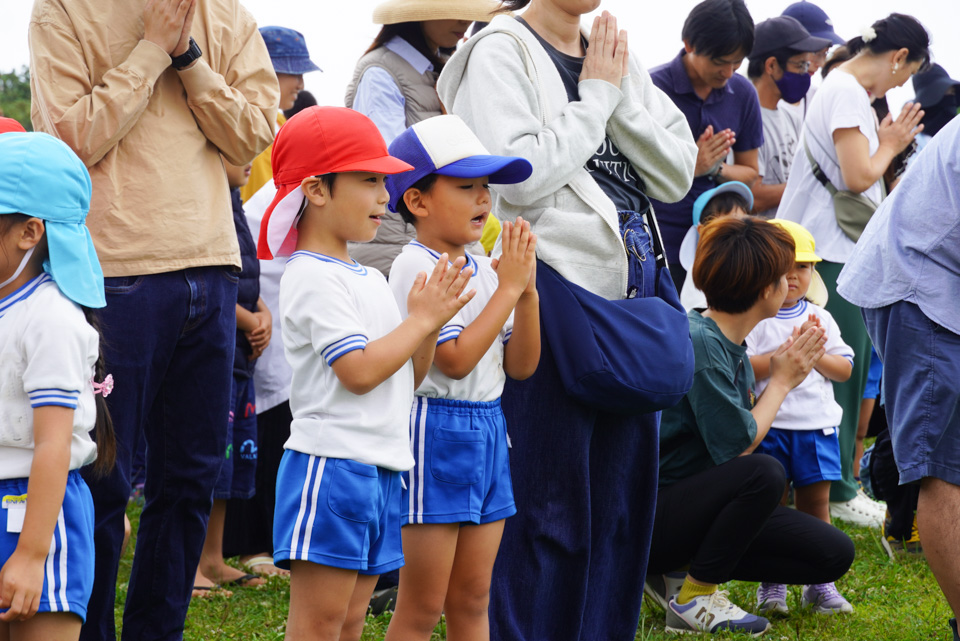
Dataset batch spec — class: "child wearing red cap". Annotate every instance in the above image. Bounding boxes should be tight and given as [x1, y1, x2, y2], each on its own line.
[259, 106, 476, 641]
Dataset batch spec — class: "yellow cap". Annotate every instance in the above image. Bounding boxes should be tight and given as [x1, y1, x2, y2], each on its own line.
[769, 219, 828, 306]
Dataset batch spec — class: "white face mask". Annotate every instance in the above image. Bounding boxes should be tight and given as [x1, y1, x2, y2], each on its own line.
[0, 246, 36, 291]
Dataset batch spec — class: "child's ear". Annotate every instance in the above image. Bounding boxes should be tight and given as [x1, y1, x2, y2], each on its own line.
[16, 218, 45, 251]
[403, 188, 430, 221]
[301, 176, 328, 207]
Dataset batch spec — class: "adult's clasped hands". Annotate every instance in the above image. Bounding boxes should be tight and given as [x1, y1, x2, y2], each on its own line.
[144, 0, 198, 60]
[579, 11, 629, 90]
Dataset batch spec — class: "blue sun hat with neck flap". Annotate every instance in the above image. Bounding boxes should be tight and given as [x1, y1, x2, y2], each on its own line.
[0, 132, 105, 308]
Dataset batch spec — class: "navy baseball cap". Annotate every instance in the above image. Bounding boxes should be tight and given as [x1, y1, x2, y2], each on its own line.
[0, 133, 105, 308]
[259, 26, 322, 75]
[386, 115, 532, 213]
[913, 64, 960, 108]
[782, 2, 845, 46]
[751, 16, 833, 61]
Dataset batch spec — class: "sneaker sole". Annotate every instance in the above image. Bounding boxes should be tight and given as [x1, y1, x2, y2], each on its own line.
[758, 603, 789, 616]
[666, 623, 771, 637]
[643, 585, 670, 611]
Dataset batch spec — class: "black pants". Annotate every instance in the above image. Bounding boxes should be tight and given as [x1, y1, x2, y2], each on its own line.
[870, 425, 919, 540]
[223, 401, 292, 557]
[648, 455, 854, 585]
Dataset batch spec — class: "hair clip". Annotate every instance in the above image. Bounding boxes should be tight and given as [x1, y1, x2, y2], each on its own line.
[92, 373, 114, 398]
[860, 26, 877, 43]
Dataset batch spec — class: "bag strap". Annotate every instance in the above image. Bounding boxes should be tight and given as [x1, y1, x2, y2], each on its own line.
[803, 135, 838, 197]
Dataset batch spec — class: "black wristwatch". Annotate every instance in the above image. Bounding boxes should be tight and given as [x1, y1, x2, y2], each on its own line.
[171, 37, 202, 70]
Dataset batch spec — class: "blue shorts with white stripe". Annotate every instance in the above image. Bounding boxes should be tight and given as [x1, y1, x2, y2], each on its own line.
[0, 470, 95, 622]
[273, 451, 403, 574]
[404, 396, 516, 526]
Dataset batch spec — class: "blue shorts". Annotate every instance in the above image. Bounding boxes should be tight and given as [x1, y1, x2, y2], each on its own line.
[755, 427, 842, 487]
[864, 302, 960, 486]
[404, 396, 516, 526]
[0, 471, 94, 622]
[273, 451, 403, 575]
[863, 346, 883, 400]
[213, 376, 258, 500]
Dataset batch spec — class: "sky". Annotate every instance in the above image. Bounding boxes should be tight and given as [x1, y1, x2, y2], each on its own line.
[3, 0, 959, 118]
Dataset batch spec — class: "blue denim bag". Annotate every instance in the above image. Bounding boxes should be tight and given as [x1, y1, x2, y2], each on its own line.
[536, 212, 694, 415]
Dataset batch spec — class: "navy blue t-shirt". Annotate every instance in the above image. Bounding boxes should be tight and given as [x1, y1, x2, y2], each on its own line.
[648, 49, 764, 266]
[517, 18, 650, 215]
[233, 188, 260, 378]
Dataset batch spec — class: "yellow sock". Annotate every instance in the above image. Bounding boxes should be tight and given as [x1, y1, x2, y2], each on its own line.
[676, 578, 717, 605]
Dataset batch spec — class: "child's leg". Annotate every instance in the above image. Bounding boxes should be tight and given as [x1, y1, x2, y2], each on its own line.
[795, 482, 832, 524]
[198, 499, 263, 586]
[340, 574, 380, 641]
[286, 561, 359, 641]
[7, 612, 82, 641]
[443, 520, 505, 641]
[385, 524, 460, 641]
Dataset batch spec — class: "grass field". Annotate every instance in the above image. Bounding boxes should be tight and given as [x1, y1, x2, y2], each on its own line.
[117, 505, 951, 640]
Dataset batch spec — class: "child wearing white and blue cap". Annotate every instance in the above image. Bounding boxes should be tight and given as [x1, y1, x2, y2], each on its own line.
[384, 115, 540, 640]
[0, 132, 115, 638]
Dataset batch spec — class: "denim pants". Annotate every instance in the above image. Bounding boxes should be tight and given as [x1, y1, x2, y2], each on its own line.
[491, 213, 661, 641]
[80, 267, 236, 641]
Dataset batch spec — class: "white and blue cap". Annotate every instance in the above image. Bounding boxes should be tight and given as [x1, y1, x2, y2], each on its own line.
[386, 115, 533, 213]
[0, 132, 105, 308]
[679, 181, 754, 271]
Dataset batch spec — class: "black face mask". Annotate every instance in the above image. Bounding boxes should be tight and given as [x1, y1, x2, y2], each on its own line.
[922, 94, 960, 137]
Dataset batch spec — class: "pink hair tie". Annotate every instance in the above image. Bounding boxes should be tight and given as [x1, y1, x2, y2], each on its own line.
[92, 374, 114, 398]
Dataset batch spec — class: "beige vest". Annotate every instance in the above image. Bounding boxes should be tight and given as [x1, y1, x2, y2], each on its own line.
[345, 43, 445, 276]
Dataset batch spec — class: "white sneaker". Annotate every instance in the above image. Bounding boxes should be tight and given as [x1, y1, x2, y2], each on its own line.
[830, 493, 883, 528]
[857, 488, 887, 515]
[666, 590, 770, 636]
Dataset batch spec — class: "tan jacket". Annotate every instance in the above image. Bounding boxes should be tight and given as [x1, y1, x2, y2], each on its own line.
[29, 0, 279, 277]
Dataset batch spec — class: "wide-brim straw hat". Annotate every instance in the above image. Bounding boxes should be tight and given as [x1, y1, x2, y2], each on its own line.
[373, 0, 503, 25]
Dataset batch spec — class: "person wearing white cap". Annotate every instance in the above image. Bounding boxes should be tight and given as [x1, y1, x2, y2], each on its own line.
[345, 0, 504, 276]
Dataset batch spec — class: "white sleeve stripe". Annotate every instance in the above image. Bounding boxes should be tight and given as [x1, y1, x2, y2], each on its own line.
[28, 391, 80, 399]
[324, 340, 368, 365]
[28, 388, 81, 395]
[320, 334, 369, 358]
[31, 400, 79, 409]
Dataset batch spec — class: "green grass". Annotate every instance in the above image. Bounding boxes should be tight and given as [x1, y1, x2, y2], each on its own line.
[117, 505, 949, 640]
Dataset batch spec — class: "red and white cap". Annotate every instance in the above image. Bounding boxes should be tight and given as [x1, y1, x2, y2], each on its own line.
[257, 106, 413, 259]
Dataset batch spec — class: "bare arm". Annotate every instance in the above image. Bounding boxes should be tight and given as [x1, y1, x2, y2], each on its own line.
[718, 148, 759, 187]
[0, 406, 73, 621]
[332, 258, 476, 395]
[751, 181, 786, 214]
[814, 353, 852, 383]
[748, 352, 773, 381]
[833, 103, 923, 194]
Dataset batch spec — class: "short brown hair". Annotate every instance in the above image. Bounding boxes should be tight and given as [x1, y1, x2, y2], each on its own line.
[692, 217, 795, 313]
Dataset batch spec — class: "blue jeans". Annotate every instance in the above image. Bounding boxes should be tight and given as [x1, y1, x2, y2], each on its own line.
[80, 267, 237, 641]
[492, 213, 662, 641]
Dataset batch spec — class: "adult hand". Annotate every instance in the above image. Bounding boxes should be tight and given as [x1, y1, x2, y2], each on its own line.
[878, 102, 924, 155]
[143, 0, 194, 56]
[694, 126, 735, 177]
[172, 0, 198, 59]
[579, 11, 628, 90]
[769, 326, 826, 391]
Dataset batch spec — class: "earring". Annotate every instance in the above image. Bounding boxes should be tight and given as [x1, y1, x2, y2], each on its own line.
[892, 62, 900, 75]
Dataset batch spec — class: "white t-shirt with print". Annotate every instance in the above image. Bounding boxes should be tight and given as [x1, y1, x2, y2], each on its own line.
[757, 106, 803, 219]
[0, 274, 99, 480]
[280, 251, 415, 471]
[390, 242, 514, 403]
[777, 70, 883, 263]
[746, 299, 853, 430]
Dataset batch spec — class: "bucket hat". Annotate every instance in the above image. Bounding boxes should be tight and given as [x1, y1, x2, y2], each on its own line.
[259, 26, 322, 75]
[258, 106, 413, 259]
[386, 115, 532, 213]
[373, 0, 501, 25]
[0, 132, 104, 308]
[679, 182, 754, 271]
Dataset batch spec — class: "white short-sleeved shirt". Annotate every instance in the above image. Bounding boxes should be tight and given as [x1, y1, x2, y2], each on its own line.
[757, 106, 803, 219]
[777, 70, 883, 263]
[390, 242, 513, 402]
[279, 251, 415, 471]
[746, 299, 854, 430]
[0, 274, 99, 479]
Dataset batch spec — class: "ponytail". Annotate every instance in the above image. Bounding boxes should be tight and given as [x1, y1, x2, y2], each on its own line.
[499, 0, 529, 10]
[82, 307, 116, 477]
[845, 13, 930, 70]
